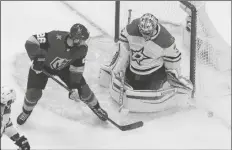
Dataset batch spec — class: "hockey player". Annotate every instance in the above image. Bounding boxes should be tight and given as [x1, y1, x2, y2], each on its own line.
[1, 86, 31, 150]
[17, 23, 108, 125]
[113, 13, 193, 92]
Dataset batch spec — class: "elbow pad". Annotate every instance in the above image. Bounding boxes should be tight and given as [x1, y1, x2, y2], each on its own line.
[25, 36, 41, 60]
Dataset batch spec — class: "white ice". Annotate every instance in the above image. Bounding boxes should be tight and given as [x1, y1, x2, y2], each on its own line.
[1, 1, 231, 149]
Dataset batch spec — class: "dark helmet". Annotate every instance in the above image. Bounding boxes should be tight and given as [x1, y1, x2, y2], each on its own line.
[70, 23, 89, 41]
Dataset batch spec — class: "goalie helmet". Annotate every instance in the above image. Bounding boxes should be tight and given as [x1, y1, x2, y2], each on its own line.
[138, 13, 158, 40]
[69, 23, 89, 46]
[1, 86, 16, 106]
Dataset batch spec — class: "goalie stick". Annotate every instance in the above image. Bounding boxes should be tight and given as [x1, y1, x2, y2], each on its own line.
[118, 70, 126, 112]
[118, 9, 132, 113]
[42, 69, 144, 131]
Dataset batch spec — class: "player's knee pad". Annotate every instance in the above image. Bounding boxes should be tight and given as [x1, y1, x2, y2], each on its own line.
[25, 88, 42, 103]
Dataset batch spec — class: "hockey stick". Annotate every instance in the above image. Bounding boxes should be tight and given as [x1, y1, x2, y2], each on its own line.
[42, 69, 72, 92]
[118, 9, 132, 113]
[107, 117, 143, 131]
[118, 71, 125, 112]
[42, 69, 144, 131]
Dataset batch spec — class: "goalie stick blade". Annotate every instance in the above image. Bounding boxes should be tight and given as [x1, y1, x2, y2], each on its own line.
[120, 121, 144, 131]
[107, 117, 143, 131]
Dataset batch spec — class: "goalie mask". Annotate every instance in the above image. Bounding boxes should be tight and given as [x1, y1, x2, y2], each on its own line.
[69, 23, 89, 46]
[1, 86, 16, 107]
[138, 13, 158, 40]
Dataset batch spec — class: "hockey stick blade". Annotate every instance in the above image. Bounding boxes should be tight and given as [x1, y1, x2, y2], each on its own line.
[107, 117, 143, 131]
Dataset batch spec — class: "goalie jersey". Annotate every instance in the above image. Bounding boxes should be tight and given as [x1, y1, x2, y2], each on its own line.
[116, 18, 181, 75]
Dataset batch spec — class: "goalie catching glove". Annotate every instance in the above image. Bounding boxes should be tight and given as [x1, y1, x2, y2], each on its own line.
[166, 69, 193, 94]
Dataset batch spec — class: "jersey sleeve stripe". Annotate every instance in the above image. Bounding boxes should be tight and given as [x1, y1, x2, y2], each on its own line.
[69, 65, 85, 73]
[130, 65, 161, 73]
[163, 57, 181, 62]
[163, 53, 181, 59]
[29, 36, 40, 45]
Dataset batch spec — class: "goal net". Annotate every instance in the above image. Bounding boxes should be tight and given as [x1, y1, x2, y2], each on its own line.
[114, 1, 231, 99]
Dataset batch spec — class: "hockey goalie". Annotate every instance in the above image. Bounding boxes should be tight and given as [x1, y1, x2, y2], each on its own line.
[99, 13, 193, 113]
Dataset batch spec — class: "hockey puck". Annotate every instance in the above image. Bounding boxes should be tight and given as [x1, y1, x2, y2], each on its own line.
[207, 111, 214, 117]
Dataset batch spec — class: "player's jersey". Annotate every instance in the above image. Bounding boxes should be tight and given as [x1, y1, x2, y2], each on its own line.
[1, 106, 17, 138]
[119, 18, 181, 75]
[26, 30, 87, 71]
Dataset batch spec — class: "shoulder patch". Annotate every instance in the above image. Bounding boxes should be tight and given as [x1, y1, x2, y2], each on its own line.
[152, 24, 175, 48]
[47, 30, 69, 46]
[126, 18, 143, 37]
[49, 31, 69, 40]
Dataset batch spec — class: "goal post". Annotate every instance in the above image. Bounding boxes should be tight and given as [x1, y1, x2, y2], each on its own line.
[180, 1, 197, 98]
[115, 1, 120, 42]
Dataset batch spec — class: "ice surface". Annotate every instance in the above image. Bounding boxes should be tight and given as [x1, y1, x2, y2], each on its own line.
[1, 1, 231, 149]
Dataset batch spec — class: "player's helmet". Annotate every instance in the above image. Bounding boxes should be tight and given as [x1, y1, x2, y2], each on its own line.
[138, 13, 158, 40]
[1, 86, 16, 106]
[69, 23, 90, 46]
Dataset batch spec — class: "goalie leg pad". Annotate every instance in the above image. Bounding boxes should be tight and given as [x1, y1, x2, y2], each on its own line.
[109, 73, 133, 104]
[110, 73, 179, 113]
[124, 88, 178, 112]
[98, 65, 112, 88]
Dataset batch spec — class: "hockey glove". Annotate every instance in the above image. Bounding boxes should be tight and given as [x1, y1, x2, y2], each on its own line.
[31, 49, 47, 74]
[166, 69, 193, 94]
[15, 135, 30, 150]
[69, 89, 80, 102]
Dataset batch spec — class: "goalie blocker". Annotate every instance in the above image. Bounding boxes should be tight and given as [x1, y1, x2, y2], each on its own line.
[98, 50, 193, 113]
